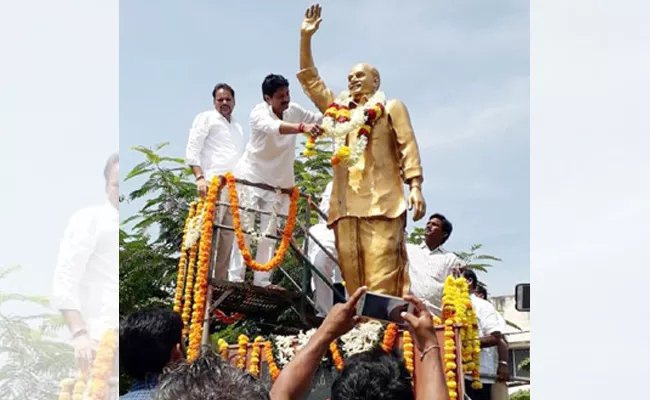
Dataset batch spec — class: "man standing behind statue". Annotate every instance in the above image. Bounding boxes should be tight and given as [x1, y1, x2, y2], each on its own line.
[297, 4, 426, 297]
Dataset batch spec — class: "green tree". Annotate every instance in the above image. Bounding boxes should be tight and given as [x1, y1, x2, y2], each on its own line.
[406, 227, 425, 245]
[454, 243, 503, 273]
[0, 266, 74, 399]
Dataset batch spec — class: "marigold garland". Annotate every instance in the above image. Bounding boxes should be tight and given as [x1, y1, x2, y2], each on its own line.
[381, 323, 399, 353]
[187, 177, 222, 361]
[225, 172, 300, 272]
[329, 341, 345, 372]
[181, 200, 202, 338]
[264, 340, 281, 382]
[88, 331, 117, 399]
[249, 336, 264, 377]
[58, 330, 118, 400]
[302, 135, 317, 157]
[308, 91, 386, 167]
[441, 275, 482, 397]
[218, 338, 229, 360]
[174, 201, 197, 314]
[402, 330, 415, 376]
[237, 334, 250, 370]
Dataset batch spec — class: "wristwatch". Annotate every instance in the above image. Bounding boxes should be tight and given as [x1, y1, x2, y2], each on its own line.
[498, 361, 508, 366]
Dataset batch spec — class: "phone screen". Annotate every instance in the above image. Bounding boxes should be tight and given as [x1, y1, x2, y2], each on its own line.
[360, 293, 410, 325]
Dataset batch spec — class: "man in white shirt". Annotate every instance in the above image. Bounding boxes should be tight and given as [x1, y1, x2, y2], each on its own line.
[185, 83, 245, 280]
[308, 181, 346, 317]
[52, 153, 119, 374]
[407, 213, 463, 317]
[230, 73, 322, 287]
[462, 269, 510, 400]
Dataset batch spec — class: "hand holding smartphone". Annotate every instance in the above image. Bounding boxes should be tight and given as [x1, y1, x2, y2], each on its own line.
[355, 291, 414, 326]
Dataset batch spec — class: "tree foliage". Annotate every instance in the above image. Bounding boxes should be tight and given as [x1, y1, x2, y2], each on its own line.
[0, 266, 74, 400]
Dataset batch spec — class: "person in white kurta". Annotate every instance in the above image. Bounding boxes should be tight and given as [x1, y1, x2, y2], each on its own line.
[463, 268, 510, 400]
[51, 154, 119, 378]
[229, 74, 322, 287]
[185, 83, 245, 280]
[407, 213, 463, 317]
[308, 181, 346, 317]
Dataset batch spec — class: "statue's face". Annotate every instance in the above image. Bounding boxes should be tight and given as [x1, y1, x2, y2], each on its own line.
[348, 63, 379, 100]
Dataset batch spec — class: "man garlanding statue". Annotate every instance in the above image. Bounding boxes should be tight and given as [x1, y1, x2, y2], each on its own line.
[297, 4, 426, 297]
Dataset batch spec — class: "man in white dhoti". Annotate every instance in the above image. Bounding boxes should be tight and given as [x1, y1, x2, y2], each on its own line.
[308, 181, 346, 317]
[229, 74, 322, 287]
[185, 83, 245, 281]
[52, 153, 119, 376]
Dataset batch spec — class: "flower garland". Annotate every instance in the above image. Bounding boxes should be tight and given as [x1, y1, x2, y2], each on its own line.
[441, 275, 482, 398]
[213, 308, 245, 325]
[329, 341, 345, 372]
[264, 340, 281, 382]
[306, 90, 386, 167]
[339, 320, 383, 357]
[174, 201, 197, 314]
[218, 338, 229, 360]
[181, 200, 202, 338]
[237, 334, 250, 370]
[249, 336, 264, 377]
[88, 330, 118, 400]
[381, 323, 399, 353]
[226, 172, 300, 272]
[402, 330, 415, 376]
[187, 177, 222, 361]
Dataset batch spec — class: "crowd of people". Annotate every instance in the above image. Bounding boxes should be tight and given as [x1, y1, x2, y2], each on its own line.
[120, 290, 452, 400]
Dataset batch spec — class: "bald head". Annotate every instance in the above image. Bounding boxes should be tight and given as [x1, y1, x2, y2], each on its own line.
[348, 63, 381, 101]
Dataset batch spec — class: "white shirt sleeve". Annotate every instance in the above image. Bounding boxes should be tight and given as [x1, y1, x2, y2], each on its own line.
[477, 300, 505, 335]
[292, 102, 323, 124]
[185, 112, 210, 167]
[250, 105, 282, 134]
[319, 181, 333, 216]
[51, 210, 97, 311]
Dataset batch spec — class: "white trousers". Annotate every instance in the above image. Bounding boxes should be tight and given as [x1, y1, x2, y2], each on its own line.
[308, 223, 345, 316]
[228, 186, 289, 287]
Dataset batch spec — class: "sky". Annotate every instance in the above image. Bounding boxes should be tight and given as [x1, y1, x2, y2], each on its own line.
[119, 0, 529, 297]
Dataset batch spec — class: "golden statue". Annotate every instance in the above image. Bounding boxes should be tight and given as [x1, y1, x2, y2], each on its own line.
[297, 4, 426, 297]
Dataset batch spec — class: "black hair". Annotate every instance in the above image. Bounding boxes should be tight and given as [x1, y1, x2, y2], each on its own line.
[104, 152, 118, 183]
[261, 74, 289, 100]
[119, 308, 183, 380]
[429, 213, 453, 244]
[155, 349, 270, 400]
[331, 347, 414, 400]
[476, 284, 488, 299]
[212, 83, 235, 100]
[463, 269, 479, 290]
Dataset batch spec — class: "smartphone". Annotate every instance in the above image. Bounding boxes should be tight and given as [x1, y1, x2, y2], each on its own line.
[356, 291, 413, 326]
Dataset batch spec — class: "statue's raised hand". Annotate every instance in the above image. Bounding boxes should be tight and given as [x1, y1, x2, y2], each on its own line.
[301, 4, 322, 37]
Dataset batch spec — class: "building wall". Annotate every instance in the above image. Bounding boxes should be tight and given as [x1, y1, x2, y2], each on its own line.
[489, 294, 530, 380]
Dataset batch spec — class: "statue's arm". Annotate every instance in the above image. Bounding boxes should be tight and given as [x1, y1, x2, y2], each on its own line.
[297, 33, 335, 113]
[387, 99, 424, 187]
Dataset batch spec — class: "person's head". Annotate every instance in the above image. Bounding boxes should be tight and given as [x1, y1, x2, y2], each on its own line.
[262, 74, 290, 115]
[331, 347, 414, 400]
[119, 308, 185, 381]
[463, 269, 479, 292]
[104, 153, 119, 209]
[347, 63, 381, 103]
[476, 284, 488, 300]
[424, 213, 453, 250]
[155, 349, 270, 400]
[212, 83, 235, 120]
